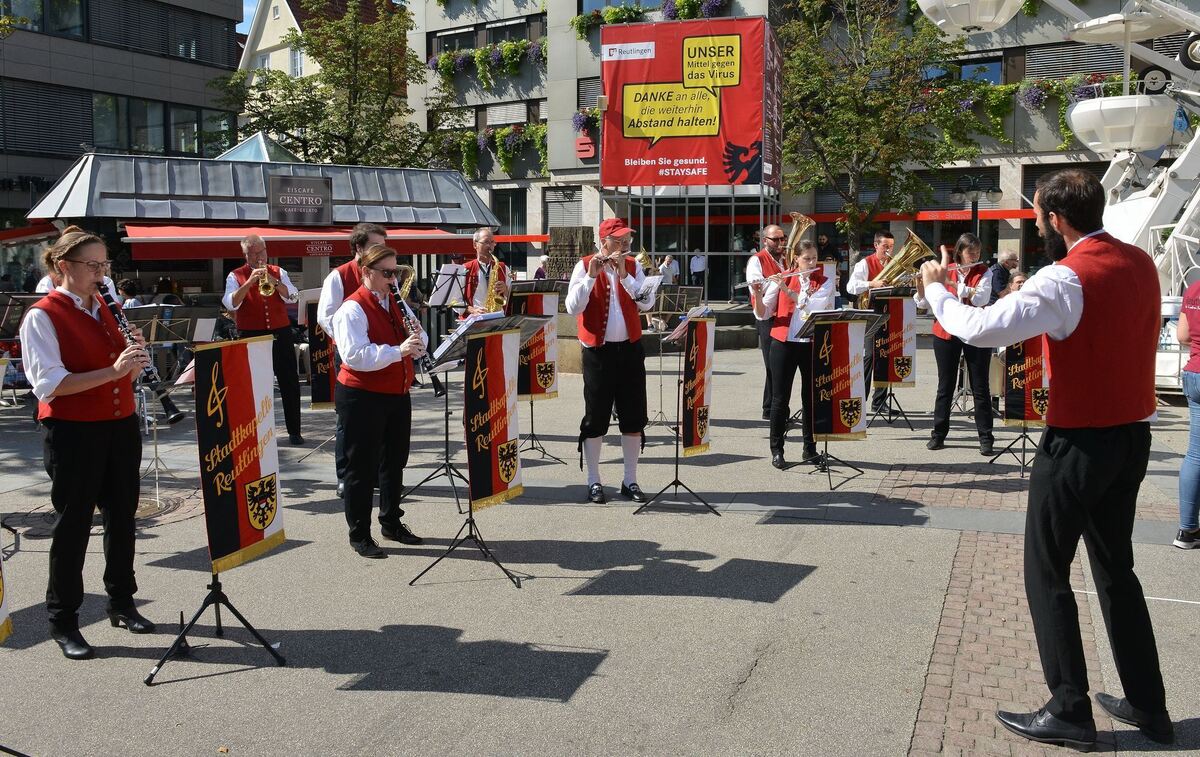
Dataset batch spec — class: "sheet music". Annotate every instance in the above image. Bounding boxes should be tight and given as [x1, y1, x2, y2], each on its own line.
[431, 311, 504, 363]
[430, 263, 468, 307]
[635, 275, 663, 305]
[665, 304, 712, 343]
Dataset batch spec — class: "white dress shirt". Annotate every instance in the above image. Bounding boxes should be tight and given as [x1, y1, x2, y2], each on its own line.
[221, 268, 299, 311]
[845, 256, 879, 296]
[745, 250, 785, 322]
[317, 268, 349, 334]
[915, 268, 993, 310]
[37, 274, 118, 301]
[331, 290, 428, 372]
[564, 258, 654, 344]
[689, 255, 707, 274]
[20, 287, 106, 402]
[761, 274, 837, 342]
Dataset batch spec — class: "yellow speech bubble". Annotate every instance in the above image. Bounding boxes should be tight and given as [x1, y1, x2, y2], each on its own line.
[622, 83, 720, 146]
[682, 35, 741, 97]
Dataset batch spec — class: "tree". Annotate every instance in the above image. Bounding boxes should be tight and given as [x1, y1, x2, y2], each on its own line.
[213, 0, 443, 167]
[778, 0, 1009, 252]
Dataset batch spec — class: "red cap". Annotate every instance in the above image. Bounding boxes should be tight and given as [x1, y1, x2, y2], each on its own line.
[598, 217, 634, 239]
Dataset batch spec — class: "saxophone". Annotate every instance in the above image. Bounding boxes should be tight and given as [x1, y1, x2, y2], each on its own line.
[483, 261, 506, 312]
[391, 265, 445, 397]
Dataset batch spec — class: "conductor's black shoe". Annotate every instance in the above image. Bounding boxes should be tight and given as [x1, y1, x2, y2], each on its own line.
[1095, 693, 1174, 744]
[336, 480, 345, 499]
[351, 539, 387, 559]
[381, 521, 423, 545]
[620, 482, 646, 503]
[927, 437, 946, 451]
[801, 445, 820, 463]
[771, 452, 787, 469]
[107, 605, 156, 634]
[979, 438, 995, 456]
[995, 708, 1096, 750]
[289, 433, 304, 446]
[49, 623, 95, 660]
[588, 483, 606, 504]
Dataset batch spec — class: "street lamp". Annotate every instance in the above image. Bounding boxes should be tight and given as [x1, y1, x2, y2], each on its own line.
[947, 174, 1003, 237]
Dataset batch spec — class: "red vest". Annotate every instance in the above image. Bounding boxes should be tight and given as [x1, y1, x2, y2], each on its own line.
[336, 288, 414, 395]
[866, 253, 886, 280]
[770, 269, 828, 342]
[932, 265, 986, 341]
[577, 256, 642, 347]
[1047, 233, 1158, 428]
[336, 259, 362, 299]
[463, 258, 508, 310]
[231, 264, 290, 332]
[750, 249, 783, 310]
[31, 291, 136, 422]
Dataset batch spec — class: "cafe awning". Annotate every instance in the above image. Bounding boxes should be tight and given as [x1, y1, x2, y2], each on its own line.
[0, 222, 58, 246]
[123, 223, 474, 260]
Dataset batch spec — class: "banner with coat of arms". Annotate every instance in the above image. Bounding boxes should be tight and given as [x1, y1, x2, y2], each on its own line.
[464, 329, 523, 509]
[194, 336, 286, 574]
[1004, 335, 1049, 427]
[0, 532, 11, 645]
[510, 292, 559, 400]
[811, 320, 868, 440]
[871, 296, 916, 388]
[682, 317, 715, 456]
[306, 302, 336, 409]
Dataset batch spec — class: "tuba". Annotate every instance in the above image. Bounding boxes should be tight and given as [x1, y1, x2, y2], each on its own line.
[483, 261, 505, 312]
[257, 268, 275, 298]
[857, 228, 933, 308]
[783, 212, 815, 269]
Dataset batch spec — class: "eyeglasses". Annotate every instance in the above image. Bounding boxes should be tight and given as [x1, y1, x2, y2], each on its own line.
[765, 236, 787, 242]
[369, 266, 399, 279]
[65, 260, 112, 273]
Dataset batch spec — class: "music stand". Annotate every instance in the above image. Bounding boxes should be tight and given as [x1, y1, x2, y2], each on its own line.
[509, 281, 567, 464]
[989, 422, 1038, 475]
[410, 313, 548, 588]
[647, 285, 689, 433]
[0, 293, 39, 340]
[863, 288, 915, 430]
[795, 310, 884, 489]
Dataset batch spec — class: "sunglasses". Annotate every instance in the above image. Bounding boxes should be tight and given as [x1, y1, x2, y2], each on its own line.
[369, 266, 399, 279]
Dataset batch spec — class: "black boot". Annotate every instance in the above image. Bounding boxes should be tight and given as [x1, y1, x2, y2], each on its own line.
[49, 621, 95, 660]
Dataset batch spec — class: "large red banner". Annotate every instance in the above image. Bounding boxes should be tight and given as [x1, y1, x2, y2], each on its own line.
[600, 18, 780, 188]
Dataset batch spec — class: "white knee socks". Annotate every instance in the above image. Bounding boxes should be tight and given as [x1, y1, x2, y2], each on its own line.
[622, 434, 640, 486]
[584, 436, 603, 486]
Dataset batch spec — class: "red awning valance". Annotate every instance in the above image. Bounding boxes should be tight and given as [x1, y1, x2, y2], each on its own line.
[807, 209, 1037, 223]
[122, 224, 475, 261]
[0, 222, 58, 246]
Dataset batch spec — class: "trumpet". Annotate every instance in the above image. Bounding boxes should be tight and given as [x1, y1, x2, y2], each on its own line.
[256, 267, 275, 298]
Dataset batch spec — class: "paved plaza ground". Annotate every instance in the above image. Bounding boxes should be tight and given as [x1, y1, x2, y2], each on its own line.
[0, 341, 1196, 755]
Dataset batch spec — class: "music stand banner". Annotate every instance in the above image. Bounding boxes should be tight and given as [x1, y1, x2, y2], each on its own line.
[812, 320, 868, 440]
[682, 317, 715, 456]
[464, 329, 523, 509]
[306, 302, 336, 409]
[872, 296, 916, 388]
[0, 533, 11, 644]
[1004, 335, 1049, 427]
[510, 292, 559, 400]
[194, 336, 286, 573]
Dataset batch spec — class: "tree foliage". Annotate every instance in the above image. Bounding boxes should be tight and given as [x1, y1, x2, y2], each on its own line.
[779, 0, 1006, 246]
[213, 0, 443, 167]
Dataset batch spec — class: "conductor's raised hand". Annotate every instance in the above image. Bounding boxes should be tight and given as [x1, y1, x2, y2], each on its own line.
[920, 260, 948, 288]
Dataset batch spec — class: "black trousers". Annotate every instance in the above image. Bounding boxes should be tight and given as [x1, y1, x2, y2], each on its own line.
[931, 335, 994, 442]
[333, 352, 347, 482]
[241, 326, 301, 437]
[756, 319, 774, 415]
[336, 383, 410, 545]
[768, 340, 814, 454]
[1025, 423, 1166, 722]
[862, 330, 887, 410]
[42, 415, 142, 626]
[579, 340, 647, 443]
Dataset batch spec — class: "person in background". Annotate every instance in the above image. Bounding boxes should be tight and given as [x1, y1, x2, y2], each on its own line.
[117, 279, 143, 308]
[689, 250, 707, 289]
[1175, 278, 1200, 550]
[534, 255, 549, 280]
[1001, 271, 1028, 297]
[658, 255, 679, 285]
[150, 277, 182, 306]
[989, 250, 1020, 304]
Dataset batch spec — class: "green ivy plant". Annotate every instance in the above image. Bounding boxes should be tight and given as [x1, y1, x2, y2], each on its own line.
[499, 39, 530, 77]
[473, 47, 495, 91]
[456, 130, 479, 179]
[1017, 73, 1136, 150]
[569, 3, 646, 40]
[492, 125, 524, 176]
[527, 123, 549, 177]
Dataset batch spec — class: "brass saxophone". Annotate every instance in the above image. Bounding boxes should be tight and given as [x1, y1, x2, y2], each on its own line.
[483, 261, 505, 312]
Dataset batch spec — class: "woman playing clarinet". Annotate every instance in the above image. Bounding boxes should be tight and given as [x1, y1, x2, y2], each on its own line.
[18, 226, 156, 659]
[754, 239, 836, 468]
[331, 244, 428, 559]
[915, 232, 994, 454]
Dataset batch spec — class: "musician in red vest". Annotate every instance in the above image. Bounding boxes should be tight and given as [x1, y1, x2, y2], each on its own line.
[564, 217, 656, 504]
[754, 239, 836, 468]
[317, 222, 387, 498]
[745, 224, 788, 420]
[462, 227, 510, 316]
[331, 244, 428, 558]
[222, 234, 303, 445]
[19, 227, 157, 659]
[922, 168, 1172, 749]
[914, 232, 994, 455]
[845, 230, 894, 413]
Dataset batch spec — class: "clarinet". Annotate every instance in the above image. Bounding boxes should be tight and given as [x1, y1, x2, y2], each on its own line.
[388, 281, 446, 397]
[98, 284, 163, 386]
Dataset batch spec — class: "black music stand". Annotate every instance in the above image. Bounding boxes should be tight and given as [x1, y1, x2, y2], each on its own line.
[989, 422, 1039, 475]
[863, 288, 915, 430]
[0, 293, 39, 340]
[410, 314, 547, 588]
[795, 310, 884, 490]
[509, 280, 567, 463]
[647, 285, 685, 432]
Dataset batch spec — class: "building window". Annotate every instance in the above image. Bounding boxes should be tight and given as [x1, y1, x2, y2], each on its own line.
[257, 53, 270, 70]
[544, 187, 582, 229]
[290, 47, 303, 76]
[93, 93, 128, 150]
[129, 98, 164, 153]
[434, 29, 475, 54]
[271, 4, 278, 19]
[3, 0, 43, 30]
[580, 0, 642, 12]
[486, 102, 527, 126]
[201, 109, 233, 156]
[169, 105, 199, 154]
[577, 77, 601, 110]
[46, 0, 83, 37]
[487, 19, 527, 45]
[961, 59, 1002, 84]
[492, 188, 528, 270]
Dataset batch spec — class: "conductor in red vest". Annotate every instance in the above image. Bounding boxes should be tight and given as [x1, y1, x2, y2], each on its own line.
[921, 168, 1172, 749]
[222, 234, 304, 445]
[845, 230, 894, 414]
[565, 217, 656, 504]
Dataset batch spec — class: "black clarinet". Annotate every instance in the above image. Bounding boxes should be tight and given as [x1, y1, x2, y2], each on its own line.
[98, 284, 164, 385]
[389, 281, 446, 397]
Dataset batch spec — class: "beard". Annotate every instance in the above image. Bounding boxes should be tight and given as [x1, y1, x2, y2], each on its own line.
[1043, 225, 1069, 261]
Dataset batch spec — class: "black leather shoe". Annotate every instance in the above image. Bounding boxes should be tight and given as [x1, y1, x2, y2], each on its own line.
[801, 445, 820, 463]
[49, 623, 95, 660]
[381, 521, 423, 545]
[336, 480, 345, 499]
[107, 606, 156, 634]
[771, 452, 788, 470]
[351, 539, 387, 559]
[995, 708, 1096, 750]
[1095, 692, 1174, 744]
[927, 437, 945, 451]
[587, 483, 606, 504]
[761, 410, 771, 420]
[289, 433, 304, 446]
[979, 438, 995, 456]
[620, 482, 646, 503]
